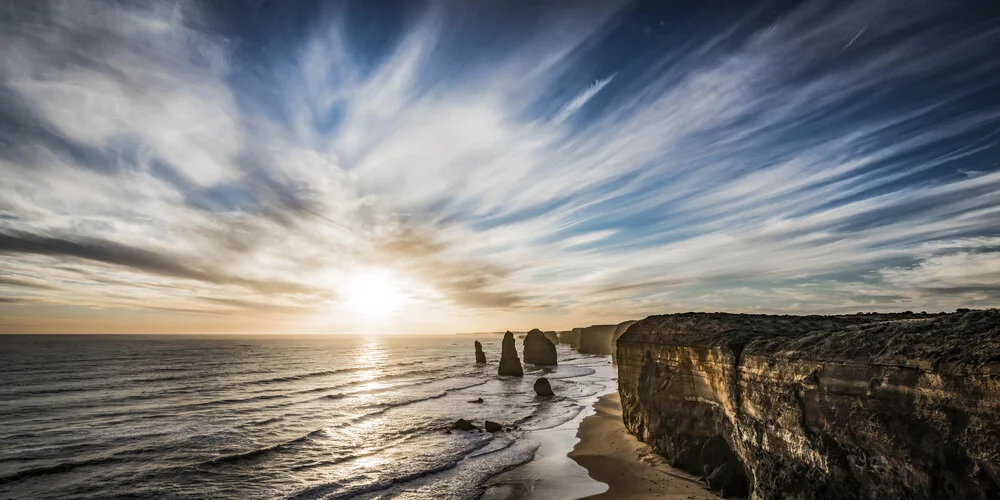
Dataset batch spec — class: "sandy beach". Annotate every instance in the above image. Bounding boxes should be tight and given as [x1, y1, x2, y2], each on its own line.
[569, 392, 720, 500]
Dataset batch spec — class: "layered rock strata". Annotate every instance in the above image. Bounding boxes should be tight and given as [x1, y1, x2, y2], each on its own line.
[498, 331, 524, 377]
[523, 328, 558, 365]
[617, 311, 1000, 499]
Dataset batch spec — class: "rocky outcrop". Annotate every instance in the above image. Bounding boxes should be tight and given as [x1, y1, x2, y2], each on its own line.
[523, 328, 557, 365]
[452, 418, 478, 432]
[611, 320, 637, 364]
[559, 328, 583, 348]
[485, 421, 503, 433]
[534, 377, 554, 396]
[544, 331, 560, 346]
[577, 324, 618, 355]
[498, 331, 523, 377]
[617, 311, 1000, 499]
[474, 340, 487, 364]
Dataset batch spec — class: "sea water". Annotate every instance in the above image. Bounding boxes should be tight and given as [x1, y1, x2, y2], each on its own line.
[0, 334, 614, 499]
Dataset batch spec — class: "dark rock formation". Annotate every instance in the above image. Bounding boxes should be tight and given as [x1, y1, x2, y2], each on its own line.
[498, 331, 523, 377]
[474, 340, 487, 364]
[485, 421, 503, 433]
[543, 331, 560, 346]
[558, 328, 583, 348]
[534, 377, 554, 397]
[610, 320, 637, 365]
[452, 418, 478, 432]
[523, 328, 557, 365]
[468, 397, 484, 404]
[616, 311, 1000, 499]
[577, 324, 618, 355]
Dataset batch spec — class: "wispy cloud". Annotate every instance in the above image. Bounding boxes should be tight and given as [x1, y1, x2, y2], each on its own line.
[1, 0, 998, 332]
[553, 73, 616, 124]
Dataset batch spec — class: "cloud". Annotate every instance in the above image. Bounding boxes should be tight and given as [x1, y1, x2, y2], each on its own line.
[553, 73, 616, 123]
[1, 0, 999, 332]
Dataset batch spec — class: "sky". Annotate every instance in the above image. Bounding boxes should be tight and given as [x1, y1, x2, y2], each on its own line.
[1, 0, 999, 334]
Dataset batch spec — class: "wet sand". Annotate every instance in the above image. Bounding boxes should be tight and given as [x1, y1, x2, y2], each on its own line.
[568, 392, 720, 500]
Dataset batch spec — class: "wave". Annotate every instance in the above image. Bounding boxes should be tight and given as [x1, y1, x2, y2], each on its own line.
[198, 428, 328, 467]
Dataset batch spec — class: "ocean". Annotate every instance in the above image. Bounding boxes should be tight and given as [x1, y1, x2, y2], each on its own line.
[0, 334, 615, 499]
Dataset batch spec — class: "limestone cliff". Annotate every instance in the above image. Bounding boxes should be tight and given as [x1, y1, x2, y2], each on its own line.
[617, 311, 1000, 499]
[610, 320, 637, 365]
[577, 324, 618, 355]
[523, 329, 557, 365]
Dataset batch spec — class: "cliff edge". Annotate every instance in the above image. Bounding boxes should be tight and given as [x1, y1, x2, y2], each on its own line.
[616, 311, 1000, 499]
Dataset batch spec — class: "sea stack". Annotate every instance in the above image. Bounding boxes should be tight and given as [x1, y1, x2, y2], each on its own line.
[522, 328, 557, 365]
[498, 331, 523, 376]
[543, 331, 560, 346]
[577, 324, 618, 355]
[474, 340, 487, 364]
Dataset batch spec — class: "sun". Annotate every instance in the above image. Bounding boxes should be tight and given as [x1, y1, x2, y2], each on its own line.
[342, 269, 404, 320]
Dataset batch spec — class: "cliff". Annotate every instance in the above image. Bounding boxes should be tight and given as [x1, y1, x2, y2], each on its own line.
[577, 324, 618, 355]
[610, 320, 637, 364]
[616, 311, 1000, 499]
[523, 328, 557, 365]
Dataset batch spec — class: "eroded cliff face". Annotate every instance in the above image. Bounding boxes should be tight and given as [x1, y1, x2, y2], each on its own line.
[617, 311, 1000, 499]
[610, 320, 637, 365]
[577, 324, 618, 355]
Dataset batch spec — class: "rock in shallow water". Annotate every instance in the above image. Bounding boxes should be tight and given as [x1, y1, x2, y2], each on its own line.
[452, 418, 478, 432]
[523, 328, 557, 365]
[498, 331, 523, 377]
[485, 421, 503, 433]
[616, 311, 1000, 499]
[533, 377, 554, 397]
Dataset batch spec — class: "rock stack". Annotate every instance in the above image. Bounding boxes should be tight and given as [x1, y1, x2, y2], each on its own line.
[474, 340, 487, 364]
[577, 324, 618, 355]
[543, 331, 560, 345]
[497, 331, 523, 376]
[522, 328, 557, 365]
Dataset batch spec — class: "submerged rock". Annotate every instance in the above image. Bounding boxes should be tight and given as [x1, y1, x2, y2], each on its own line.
[452, 418, 478, 432]
[617, 311, 1000, 499]
[523, 328, 557, 365]
[468, 397, 484, 404]
[474, 340, 487, 364]
[484, 421, 503, 433]
[498, 331, 523, 376]
[533, 377, 554, 397]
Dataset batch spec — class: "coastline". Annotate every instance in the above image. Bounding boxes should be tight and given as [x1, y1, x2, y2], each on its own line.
[568, 392, 720, 500]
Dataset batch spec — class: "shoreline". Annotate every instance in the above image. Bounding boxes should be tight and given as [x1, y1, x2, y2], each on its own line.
[568, 392, 720, 500]
[480, 360, 617, 500]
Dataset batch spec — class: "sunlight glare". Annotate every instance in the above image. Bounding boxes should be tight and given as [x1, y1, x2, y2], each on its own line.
[343, 270, 404, 321]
